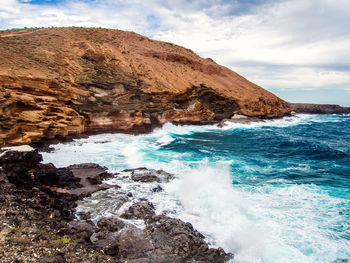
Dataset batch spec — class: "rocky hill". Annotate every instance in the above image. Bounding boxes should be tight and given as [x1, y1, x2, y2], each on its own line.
[0, 27, 291, 146]
[291, 103, 350, 114]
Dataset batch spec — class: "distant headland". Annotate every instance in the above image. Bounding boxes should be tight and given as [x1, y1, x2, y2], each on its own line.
[291, 103, 350, 114]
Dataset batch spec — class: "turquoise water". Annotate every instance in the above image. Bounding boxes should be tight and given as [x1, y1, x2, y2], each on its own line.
[42, 114, 350, 263]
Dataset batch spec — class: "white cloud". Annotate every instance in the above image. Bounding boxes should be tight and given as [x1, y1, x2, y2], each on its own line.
[240, 66, 350, 89]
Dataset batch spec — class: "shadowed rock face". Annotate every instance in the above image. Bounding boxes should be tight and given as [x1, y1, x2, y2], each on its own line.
[0, 27, 291, 146]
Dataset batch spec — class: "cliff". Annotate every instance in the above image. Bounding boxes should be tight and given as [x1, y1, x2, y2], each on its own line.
[0, 27, 291, 146]
[291, 103, 350, 114]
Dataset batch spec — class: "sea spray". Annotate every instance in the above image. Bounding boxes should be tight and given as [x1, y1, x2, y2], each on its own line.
[42, 114, 350, 263]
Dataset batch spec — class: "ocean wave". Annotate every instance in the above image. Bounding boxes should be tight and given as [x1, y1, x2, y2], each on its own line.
[41, 114, 350, 262]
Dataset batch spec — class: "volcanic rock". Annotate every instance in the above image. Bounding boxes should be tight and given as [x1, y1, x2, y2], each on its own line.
[94, 202, 233, 262]
[129, 168, 174, 183]
[0, 145, 41, 189]
[0, 27, 291, 146]
[67, 163, 115, 196]
[0, 146, 233, 262]
[121, 201, 156, 221]
[290, 103, 350, 114]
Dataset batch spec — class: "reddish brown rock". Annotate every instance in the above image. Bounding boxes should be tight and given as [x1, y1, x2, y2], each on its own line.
[0, 27, 291, 146]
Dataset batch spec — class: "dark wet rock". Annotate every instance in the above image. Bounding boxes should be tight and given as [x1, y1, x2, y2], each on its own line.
[68, 220, 97, 242]
[132, 173, 158, 183]
[5, 166, 34, 189]
[90, 230, 119, 255]
[92, 213, 233, 262]
[148, 215, 232, 263]
[76, 211, 92, 220]
[0, 146, 42, 170]
[0, 146, 41, 189]
[67, 163, 112, 179]
[97, 217, 125, 232]
[129, 168, 173, 183]
[34, 163, 81, 189]
[152, 185, 163, 192]
[123, 167, 148, 172]
[0, 164, 108, 262]
[117, 201, 232, 262]
[121, 201, 156, 221]
[127, 192, 133, 197]
[0, 146, 232, 262]
[67, 163, 115, 196]
[116, 224, 154, 260]
[0, 146, 116, 220]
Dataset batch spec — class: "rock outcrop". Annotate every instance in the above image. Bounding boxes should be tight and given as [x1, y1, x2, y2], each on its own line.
[0, 146, 232, 262]
[291, 103, 350, 114]
[0, 27, 291, 146]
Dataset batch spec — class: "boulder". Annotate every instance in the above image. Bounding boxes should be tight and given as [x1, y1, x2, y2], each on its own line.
[0, 145, 41, 189]
[121, 201, 156, 221]
[129, 168, 173, 183]
[97, 217, 125, 232]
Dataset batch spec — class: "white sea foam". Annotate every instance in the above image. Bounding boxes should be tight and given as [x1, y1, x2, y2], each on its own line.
[41, 114, 350, 262]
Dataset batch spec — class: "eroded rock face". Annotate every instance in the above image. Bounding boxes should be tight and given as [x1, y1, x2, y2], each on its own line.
[0, 27, 291, 146]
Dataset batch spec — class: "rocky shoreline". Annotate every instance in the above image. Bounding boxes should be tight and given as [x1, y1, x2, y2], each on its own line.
[290, 103, 350, 114]
[0, 146, 232, 262]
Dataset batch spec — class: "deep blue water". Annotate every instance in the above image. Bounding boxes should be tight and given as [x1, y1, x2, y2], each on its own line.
[42, 114, 350, 263]
[168, 115, 350, 190]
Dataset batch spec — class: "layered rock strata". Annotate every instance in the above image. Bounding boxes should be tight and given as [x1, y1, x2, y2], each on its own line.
[0, 27, 291, 146]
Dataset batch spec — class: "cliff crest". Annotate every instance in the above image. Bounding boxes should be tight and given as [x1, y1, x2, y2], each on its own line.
[0, 27, 291, 146]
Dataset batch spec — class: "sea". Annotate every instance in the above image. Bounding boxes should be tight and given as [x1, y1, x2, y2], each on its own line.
[41, 114, 350, 263]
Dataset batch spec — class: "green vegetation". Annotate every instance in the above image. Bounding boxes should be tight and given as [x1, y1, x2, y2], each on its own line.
[17, 63, 27, 69]
[60, 237, 71, 245]
[26, 53, 35, 60]
[9, 227, 18, 234]
[74, 75, 90, 82]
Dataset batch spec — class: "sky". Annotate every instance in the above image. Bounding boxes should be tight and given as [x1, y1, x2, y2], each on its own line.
[1, 0, 349, 106]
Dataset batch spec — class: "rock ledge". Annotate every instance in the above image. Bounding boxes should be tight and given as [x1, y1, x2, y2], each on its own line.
[0, 146, 232, 262]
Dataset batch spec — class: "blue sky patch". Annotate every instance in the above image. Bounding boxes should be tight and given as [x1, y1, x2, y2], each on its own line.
[19, 0, 65, 5]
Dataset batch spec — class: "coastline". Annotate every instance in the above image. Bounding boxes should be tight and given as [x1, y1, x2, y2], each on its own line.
[290, 103, 350, 114]
[0, 146, 232, 262]
[1, 114, 350, 262]
[33, 115, 276, 152]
